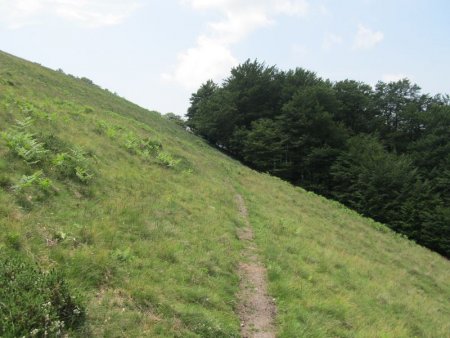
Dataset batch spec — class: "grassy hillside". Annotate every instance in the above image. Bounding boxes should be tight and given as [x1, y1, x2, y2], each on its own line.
[1, 50, 449, 337]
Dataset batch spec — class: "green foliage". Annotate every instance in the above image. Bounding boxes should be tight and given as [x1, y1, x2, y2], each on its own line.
[5, 232, 21, 250]
[111, 248, 134, 263]
[94, 120, 118, 139]
[163, 112, 186, 128]
[121, 132, 181, 168]
[156, 150, 181, 168]
[1, 117, 48, 164]
[83, 106, 94, 114]
[0, 173, 12, 189]
[331, 135, 421, 224]
[123, 132, 162, 158]
[13, 170, 52, 192]
[52, 147, 94, 183]
[187, 59, 450, 257]
[231, 119, 285, 173]
[0, 253, 85, 337]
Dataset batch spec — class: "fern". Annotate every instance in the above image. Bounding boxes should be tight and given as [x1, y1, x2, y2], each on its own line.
[1, 118, 48, 164]
[157, 151, 181, 168]
[52, 148, 94, 183]
[13, 170, 52, 192]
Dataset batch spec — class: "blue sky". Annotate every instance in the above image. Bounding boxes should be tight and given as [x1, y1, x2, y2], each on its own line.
[0, 0, 449, 116]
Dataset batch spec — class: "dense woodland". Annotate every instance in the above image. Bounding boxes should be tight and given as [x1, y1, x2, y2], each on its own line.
[187, 60, 450, 257]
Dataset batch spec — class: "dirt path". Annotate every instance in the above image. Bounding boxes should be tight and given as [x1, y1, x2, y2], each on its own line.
[235, 194, 276, 338]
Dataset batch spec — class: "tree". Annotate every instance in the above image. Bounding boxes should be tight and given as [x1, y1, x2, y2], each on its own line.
[163, 113, 185, 127]
[224, 59, 283, 126]
[334, 80, 376, 134]
[187, 88, 237, 147]
[186, 80, 218, 132]
[279, 83, 348, 190]
[231, 119, 285, 174]
[373, 79, 431, 152]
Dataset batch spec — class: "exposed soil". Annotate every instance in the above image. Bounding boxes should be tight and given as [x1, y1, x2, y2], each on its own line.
[235, 194, 276, 338]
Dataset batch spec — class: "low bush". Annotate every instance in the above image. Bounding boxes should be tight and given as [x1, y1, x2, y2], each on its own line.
[0, 252, 86, 337]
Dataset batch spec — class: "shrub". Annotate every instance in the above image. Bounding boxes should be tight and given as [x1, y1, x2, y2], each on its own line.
[0, 253, 85, 337]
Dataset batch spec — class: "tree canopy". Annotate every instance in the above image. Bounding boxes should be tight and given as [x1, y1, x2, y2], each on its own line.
[187, 59, 450, 257]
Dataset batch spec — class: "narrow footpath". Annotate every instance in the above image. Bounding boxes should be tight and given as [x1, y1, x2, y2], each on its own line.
[235, 194, 277, 338]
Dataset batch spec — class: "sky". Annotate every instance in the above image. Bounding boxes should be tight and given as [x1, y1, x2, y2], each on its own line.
[0, 0, 449, 116]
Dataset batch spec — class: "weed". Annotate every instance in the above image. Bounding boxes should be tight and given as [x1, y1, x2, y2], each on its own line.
[5, 232, 21, 250]
[73, 224, 94, 246]
[123, 132, 162, 159]
[111, 248, 134, 263]
[0, 173, 12, 189]
[1, 118, 48, 164]
[84, 106, 94, 114]
[13, 170, 52, 192]
[53, 230, 67, 243]
[156, 151, 181, 168]
[52, 147, 94, 183]
[94, 120, 118, 139]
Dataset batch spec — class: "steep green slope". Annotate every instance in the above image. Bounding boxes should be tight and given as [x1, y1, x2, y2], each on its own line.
[1, 50, 449, 337]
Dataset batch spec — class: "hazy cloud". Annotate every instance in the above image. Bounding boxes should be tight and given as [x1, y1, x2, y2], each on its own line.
[0, 0, 141, 29]
[164, 0, 309, 89]
[322, 33, 343, 51]
[353, 24, 383, 50]
[382, 73, 408, 83]
[291, 43, 309, 58]
[318, 4, 331, 17]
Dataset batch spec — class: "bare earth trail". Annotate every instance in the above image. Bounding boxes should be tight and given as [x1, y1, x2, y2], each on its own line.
[235, 194, 277, 338]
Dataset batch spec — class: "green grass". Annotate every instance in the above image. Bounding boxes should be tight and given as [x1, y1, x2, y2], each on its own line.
[236, 173, 450, 337]
[0, 50, 449, 337]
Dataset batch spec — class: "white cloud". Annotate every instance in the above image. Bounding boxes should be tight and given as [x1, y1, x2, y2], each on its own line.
[162, 36, 238, 89]
[322, 33, 342, 51]
[0, 0, 141, 29]
[208, 9, 273, 45]
[164, 0, 309, 89]
[274, 0, 309, 16]
[382, 73, 408, 83]
[353, 24, 383, 50]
